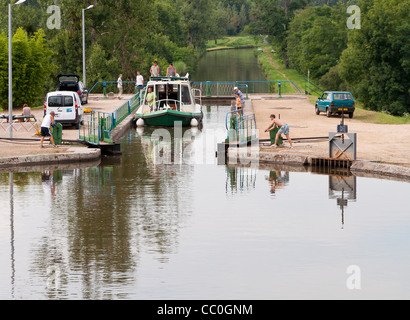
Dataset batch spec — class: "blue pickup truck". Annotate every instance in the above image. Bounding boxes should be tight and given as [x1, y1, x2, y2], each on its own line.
[315, 91, 355, 118]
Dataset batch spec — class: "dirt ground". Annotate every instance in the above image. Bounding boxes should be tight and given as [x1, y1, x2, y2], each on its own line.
[0, 94, 132, 158]
[252, 94, 410, 166]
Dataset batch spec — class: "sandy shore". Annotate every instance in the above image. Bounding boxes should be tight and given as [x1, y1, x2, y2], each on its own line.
[251, 94, 410, 167]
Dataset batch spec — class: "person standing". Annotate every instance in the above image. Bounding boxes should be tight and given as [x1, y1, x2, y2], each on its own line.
[166, 63, 176, 77]
[234, 87, 245, 109]
[117, 74, 123, 99]
[146, 87, 156, 112]
[235, 93, 242, 117]
[264, 114, 293, 148]
[40, 111, 57, 148]
[136, 71, 144, 92]
[150, 61, 160, 77]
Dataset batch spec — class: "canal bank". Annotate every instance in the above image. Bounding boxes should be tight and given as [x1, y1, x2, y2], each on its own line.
[227, 94, 410, 180]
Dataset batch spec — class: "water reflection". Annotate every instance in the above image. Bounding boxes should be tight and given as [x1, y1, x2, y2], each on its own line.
[312, 168, 357, 229]
[225, 165, 257, 195]
[265, 170, 289, 195]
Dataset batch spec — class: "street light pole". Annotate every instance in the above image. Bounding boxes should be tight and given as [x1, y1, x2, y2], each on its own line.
[82, 5, 94, 88]
[8, 0, 26, 139]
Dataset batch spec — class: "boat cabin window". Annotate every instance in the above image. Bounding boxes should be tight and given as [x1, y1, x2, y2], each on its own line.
[181, 85, 191, 105]
[157, 83, 179, 110]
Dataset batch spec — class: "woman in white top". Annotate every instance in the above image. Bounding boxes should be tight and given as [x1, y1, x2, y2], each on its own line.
[136, 71, 144, 91]
[117, 74, 123, 99]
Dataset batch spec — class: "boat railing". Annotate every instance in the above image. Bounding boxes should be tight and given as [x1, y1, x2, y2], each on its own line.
[153, 99, 185, 112]
[193, 88, 202, 107]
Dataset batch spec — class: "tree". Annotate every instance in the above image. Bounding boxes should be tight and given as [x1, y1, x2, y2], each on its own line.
[287, 4, 348, 79]
[248, 0, 308, 67]
[181, 0, 215, 49]
[0, 28, 53, 109]
[339, 0, 410, 115]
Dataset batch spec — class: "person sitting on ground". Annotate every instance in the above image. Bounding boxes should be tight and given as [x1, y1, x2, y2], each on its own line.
[22, 104, 36, 122]
[40, 111, 57, 148]
[264, 114, 293, 148]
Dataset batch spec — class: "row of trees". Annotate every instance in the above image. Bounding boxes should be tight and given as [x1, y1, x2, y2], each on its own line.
[248, 0, 410, 116]
[0, 0, 255, 109]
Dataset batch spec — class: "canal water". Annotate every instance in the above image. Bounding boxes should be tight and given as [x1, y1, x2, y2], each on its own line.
[1, 105, 410, 299]
[192, 49, 266, 82]
[1, 50, 410, 300]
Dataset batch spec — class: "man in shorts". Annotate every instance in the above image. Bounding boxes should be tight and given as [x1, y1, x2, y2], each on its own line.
[40, 111, 57, 148]
[264, 114, 293, 148]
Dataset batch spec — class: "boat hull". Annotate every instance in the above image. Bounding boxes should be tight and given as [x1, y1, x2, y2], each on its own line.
[135, 110, 203, 127]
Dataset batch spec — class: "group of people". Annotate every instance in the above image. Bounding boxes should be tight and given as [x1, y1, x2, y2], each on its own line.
[116, 61, 178, 99]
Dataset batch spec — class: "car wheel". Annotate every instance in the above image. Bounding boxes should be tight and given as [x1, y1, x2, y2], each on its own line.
[349, 112, 354, 119]
[315, 105, 320, 115]
[326, 108, 331, 118]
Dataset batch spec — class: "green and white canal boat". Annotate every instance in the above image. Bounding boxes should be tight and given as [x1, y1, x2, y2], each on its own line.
[134, 76, 203, 127]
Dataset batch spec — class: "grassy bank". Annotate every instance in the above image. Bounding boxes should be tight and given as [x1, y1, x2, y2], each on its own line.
[259, 45, 410, 125]
[206, 35, 266, 51]
[256, 47, 306, 93]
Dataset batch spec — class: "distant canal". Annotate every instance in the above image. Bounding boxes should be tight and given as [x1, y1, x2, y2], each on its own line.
[192, 48, 266, 82]
[1, 105, 410, 299]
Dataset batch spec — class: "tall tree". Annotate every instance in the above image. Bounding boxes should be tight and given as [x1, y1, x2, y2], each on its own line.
[339, 0, 410, 115]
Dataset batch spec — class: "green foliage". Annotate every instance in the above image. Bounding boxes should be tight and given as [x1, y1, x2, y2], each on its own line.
[287, 4, 348, 79]
[339, 0, 410, 115]
[318, 65, 348, 91]
[0, 28, 53, 109]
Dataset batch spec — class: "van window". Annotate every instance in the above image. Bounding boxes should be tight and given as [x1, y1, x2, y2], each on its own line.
[48, 95, 73, 107]
[64, 96, 73, 106]
[48, 96, 64, 107]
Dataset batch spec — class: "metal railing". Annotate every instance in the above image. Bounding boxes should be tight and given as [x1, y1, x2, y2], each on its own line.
[88, 81, 146, 95]
[238, 114, 258, 145]
[225, 108, 258, 144]
[304, 78, 324, 96]
[79, 111, 114, 145]
[192, 80, 302, 98]
[79, 89, 144, 145]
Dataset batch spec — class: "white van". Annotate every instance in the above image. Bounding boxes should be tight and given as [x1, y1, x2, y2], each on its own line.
[44, 91, 84, 128]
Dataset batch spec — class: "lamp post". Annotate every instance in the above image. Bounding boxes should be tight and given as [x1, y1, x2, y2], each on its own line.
[82, 4, 94, 88]
[8, 0, 26, 139]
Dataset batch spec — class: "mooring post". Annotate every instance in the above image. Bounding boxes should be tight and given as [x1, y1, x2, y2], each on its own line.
[278, 81, 282, 98]
[206, 81, 211, 98]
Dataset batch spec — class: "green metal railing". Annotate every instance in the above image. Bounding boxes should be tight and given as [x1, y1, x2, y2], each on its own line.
[238, 114, 258, 145]
[224, 108, 258, 145]
[89, 81, 146, 96]
[304, 78, 324, 96]
[79, 89, 145, 145]
[192, 80, 302, 98]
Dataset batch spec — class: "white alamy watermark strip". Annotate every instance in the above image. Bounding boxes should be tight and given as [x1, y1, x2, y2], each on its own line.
[347, 5, 361, 30]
